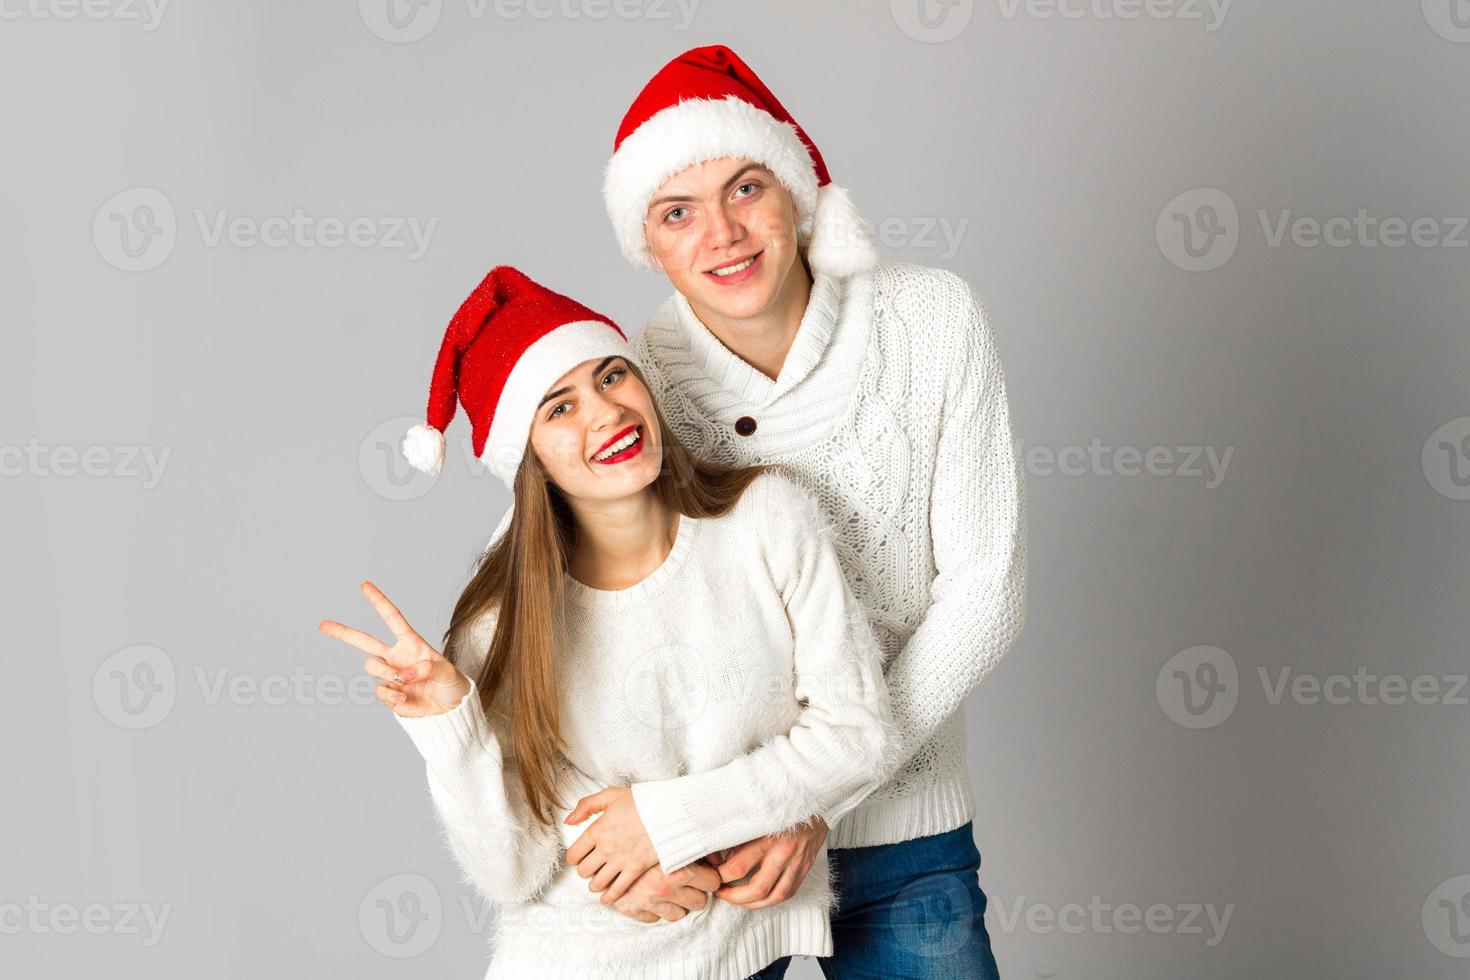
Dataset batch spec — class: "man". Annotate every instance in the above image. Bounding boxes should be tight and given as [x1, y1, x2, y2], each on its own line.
[596, 45, 1029, 978]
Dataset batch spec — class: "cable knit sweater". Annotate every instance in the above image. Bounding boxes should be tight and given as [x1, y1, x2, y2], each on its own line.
[630, 261, 1029, 850]
[396, 471, 897, 979]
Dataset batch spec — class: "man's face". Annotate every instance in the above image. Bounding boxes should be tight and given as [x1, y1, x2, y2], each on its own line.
[527, 356, 663, 504]
[642, 158, 801, 322]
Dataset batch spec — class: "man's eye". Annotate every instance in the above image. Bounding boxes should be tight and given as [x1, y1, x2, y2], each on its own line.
[664, 207, 687, 223]
[735, 182, 759, 197]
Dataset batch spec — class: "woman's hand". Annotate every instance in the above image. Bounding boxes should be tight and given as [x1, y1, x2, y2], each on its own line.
[564, 787, 662, 904]
[608, 860, 722, 924]
[318, 580, 471, 717]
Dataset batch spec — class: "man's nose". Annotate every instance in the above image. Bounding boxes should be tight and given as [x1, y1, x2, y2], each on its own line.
[705, 202, 745, 250]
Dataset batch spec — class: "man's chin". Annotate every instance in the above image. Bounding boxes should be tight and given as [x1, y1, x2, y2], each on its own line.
[689, 280, 778, 323]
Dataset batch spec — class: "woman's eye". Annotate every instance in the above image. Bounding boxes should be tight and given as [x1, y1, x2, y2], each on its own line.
[549, 402, 570, 419]
[601, 368, 625, 388]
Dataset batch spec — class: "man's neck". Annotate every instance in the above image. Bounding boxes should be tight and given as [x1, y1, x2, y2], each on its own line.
[685, 256, 813, 382]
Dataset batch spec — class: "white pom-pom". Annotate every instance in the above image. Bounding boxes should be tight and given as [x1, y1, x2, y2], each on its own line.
[401, 423, 445, 475]
[805, 183, 879, 278]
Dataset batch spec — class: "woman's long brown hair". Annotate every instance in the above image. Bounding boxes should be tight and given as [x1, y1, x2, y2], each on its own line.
[439, 359, 768, 826]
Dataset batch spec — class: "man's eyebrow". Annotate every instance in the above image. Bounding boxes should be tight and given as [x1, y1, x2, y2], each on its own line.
[536, 357, 621, 409]
[646, 166, 769, 212]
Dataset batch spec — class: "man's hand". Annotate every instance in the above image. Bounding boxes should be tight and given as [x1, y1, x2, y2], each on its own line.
[607, 859, 723, 924]
[712, 816, 829, 910]
[565, 787, 662, 905]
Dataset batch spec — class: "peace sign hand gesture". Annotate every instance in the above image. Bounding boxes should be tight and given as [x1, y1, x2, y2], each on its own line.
[318, 581, 472, 718]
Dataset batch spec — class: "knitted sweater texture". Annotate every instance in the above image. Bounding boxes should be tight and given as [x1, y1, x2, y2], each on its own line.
[630, 261, 1029, 850]
[396, 471, 897, 978]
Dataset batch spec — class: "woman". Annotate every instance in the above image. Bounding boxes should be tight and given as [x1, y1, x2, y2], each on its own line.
[319, 265, 897, 979]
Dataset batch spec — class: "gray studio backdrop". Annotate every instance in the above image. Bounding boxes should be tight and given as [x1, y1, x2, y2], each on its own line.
[3, 1, 1467, 978]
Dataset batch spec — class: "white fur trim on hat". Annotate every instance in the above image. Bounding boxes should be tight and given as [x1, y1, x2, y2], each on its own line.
[402, 423, 447, 476]
[603, 95, 820, 272]
[479, 320, 631, 488]
[806, 182, 879, 277]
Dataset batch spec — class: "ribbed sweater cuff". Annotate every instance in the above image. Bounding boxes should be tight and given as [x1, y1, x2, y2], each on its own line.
[395, 679, 500, 793]
[631, 766, 761, 873]
[817, 785, 865, 835]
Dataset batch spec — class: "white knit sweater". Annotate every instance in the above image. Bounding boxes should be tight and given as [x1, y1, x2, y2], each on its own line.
[396, 471, 897, 979]
[630, 261, 1029, 850]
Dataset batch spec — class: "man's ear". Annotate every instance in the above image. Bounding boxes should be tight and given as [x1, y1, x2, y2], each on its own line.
[786, 194, 803, 241]
[642, 229, 665, 272]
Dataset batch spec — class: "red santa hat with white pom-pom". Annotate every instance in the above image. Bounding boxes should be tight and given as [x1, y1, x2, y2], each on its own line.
[401, 265, 628, 489]
[603, 44, 878, 278]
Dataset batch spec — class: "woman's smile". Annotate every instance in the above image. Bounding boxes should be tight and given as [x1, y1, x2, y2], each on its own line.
[591, 424, 645, 464]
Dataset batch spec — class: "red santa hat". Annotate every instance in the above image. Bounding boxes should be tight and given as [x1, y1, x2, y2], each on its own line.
[401, 265, 629, 488]
[603, 44, 878, 278]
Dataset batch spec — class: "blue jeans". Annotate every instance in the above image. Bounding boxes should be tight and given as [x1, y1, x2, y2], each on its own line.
[744, 822, 1000, 980]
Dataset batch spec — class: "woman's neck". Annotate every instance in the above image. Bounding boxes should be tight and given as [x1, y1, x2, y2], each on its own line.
[565, 488, 679, 590]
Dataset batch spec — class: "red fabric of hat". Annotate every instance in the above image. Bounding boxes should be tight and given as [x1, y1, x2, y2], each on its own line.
[401, 265, 628, 487]
[603, 45, 876, 278]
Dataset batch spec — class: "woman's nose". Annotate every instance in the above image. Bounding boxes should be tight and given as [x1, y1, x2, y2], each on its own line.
[589, 390, 624, 429]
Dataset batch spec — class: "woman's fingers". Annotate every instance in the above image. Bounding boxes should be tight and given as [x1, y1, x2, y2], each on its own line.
[359, 581, 419, 642]
[681, 862, 721, 893]
[318, 620, 393, 661]
[574, 852, 605, 880]
[373, 684, 407, 709]
[326, 612, 460, 717]
[589, 862, 620, 894]
[669, 885, 711, 911]
[566, 828, 598, 866]
[596, 867, 634, 903]
[565, 788, 616, 825]
[713, 841, 762, 885]
[601, 867, 640, 905]
[361, 655, 407, 689]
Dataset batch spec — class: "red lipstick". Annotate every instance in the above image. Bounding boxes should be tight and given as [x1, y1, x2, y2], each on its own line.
[592, 424, 644, 465]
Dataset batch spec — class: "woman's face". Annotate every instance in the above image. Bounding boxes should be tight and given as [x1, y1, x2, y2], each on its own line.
[642, 157, 802, 323]
[527, 356, 663, 504]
